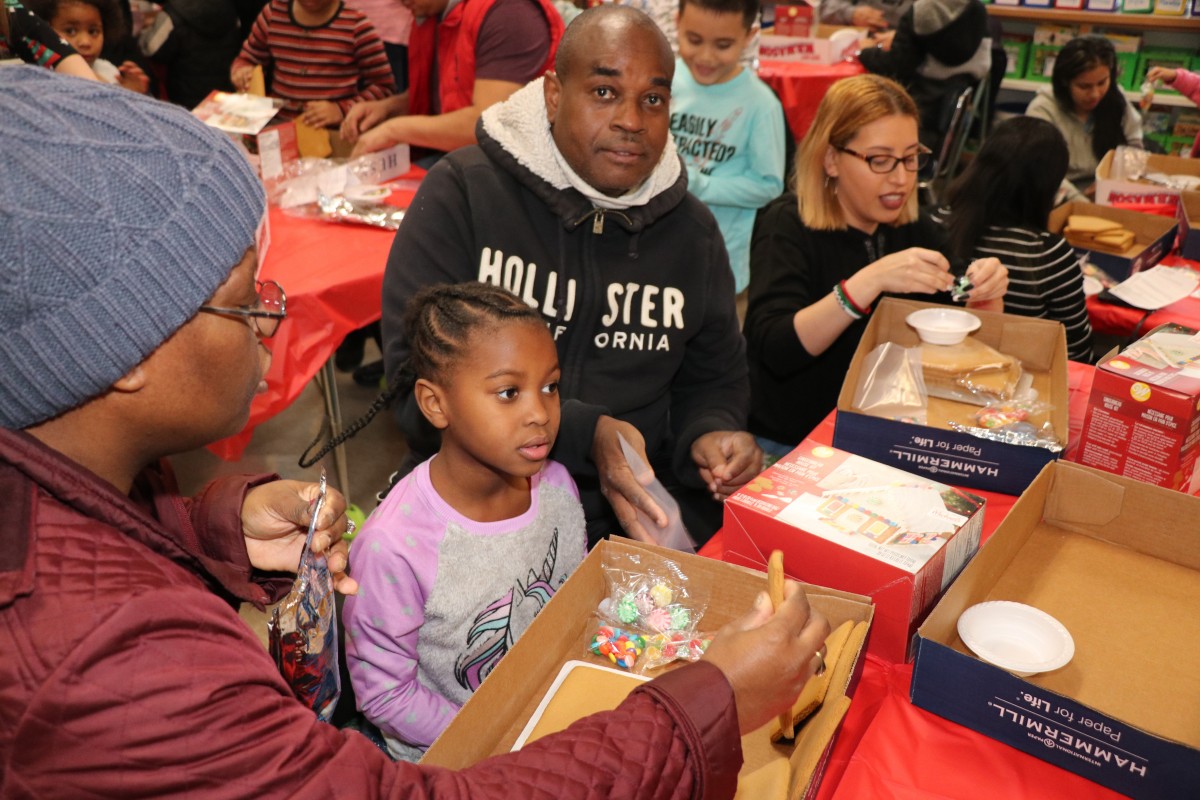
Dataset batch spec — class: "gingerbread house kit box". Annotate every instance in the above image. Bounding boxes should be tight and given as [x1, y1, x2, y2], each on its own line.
[1078, 323, 1200, 495]
[911, 461, 1200, 799]
[422, 539, 874, 800]
[719, 440, 985, 662]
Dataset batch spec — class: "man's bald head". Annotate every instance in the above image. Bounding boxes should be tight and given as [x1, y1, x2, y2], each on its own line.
[554, 5, 674, 83]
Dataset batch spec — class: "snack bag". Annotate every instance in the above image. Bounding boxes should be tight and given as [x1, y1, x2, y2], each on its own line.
[268, 471, 341, 722]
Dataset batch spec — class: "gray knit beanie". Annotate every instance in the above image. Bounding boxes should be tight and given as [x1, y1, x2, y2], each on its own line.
[0, 67, 266, 429]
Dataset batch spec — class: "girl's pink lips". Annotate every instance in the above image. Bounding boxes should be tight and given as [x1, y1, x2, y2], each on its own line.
[519, 436, 551, 461]
[879, 193, 907, 210]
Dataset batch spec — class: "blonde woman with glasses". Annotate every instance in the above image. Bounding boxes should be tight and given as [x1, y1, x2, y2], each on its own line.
[743, 74, 1007, 454]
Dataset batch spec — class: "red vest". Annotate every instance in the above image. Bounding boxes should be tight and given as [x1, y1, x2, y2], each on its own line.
[407, 0, 564, 117]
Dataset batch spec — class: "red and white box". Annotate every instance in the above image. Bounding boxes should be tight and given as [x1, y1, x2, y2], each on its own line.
[719, 440, 985, 662]
[1079, 324, 1200, 495]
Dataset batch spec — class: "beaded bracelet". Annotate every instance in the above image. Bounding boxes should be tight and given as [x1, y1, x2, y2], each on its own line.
[833, 282, 864, 320]
[839, 280, 871, 315]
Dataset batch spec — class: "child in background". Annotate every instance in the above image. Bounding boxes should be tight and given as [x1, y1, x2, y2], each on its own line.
[26, 0, 148, 91]
[343, 282, 586, 762]
[1146, 66, 1200, 158]
[230, 0, 393, 128]
[670, 0, 785, 308]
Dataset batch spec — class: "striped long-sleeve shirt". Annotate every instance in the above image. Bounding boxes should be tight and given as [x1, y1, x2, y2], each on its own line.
[974, 225, 1094, 362]
[232, 0, 394, 115]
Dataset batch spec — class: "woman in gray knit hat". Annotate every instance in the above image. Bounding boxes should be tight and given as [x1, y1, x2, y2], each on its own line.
[0, 66, 832, 800]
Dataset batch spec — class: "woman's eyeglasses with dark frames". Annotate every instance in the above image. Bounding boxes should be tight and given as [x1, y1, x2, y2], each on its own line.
[199, 280, 287, 338]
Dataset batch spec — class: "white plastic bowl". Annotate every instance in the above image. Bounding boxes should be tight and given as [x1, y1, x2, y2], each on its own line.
[957, 601, 1075, 677]
[906, 308, 981, 346]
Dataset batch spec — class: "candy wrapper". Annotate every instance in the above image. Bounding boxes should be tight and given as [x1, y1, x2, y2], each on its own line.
[638, 631, 713, 673]
[589, 551, 708, 671]
[268, 471, 341, 722]
[315, 192, 406, 230]
[948, 420, 1063, 452]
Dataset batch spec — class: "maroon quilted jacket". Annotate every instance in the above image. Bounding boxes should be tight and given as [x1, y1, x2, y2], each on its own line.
[0, 429, 742, 798]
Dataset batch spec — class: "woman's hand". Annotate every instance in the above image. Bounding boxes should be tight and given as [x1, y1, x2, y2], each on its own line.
[964, 257, 1008, 305]
[856, 247, 953, 300]
[242, 480, 357, 595]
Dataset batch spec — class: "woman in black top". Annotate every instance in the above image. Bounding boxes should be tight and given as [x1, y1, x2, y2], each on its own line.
[744, 74, 1008, 450]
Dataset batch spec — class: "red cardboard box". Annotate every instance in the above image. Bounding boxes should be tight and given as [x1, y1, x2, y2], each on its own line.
[773, 3, 814, 36]
[720, 440, 985, 662]
[1078, 323, 1200, 494]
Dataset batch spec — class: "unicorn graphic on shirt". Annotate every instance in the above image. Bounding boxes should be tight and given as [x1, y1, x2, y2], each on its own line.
[454, 531, 561, 691]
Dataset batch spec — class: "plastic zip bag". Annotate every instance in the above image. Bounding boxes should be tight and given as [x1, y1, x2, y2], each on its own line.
[617, 433, 695, 553]
[268, 470, 341, 722]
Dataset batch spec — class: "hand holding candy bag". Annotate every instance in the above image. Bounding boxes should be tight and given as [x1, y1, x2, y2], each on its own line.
[268, 470, 341, 722]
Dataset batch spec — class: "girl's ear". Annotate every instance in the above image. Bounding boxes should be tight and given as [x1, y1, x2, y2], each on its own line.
[413, 377, 450, 430]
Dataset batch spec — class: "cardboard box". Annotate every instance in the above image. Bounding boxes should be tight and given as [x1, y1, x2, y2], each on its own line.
[718, 440, 985, 662]
[422, 539, 874, 800]
[1178, 190, 1200, 260]
[833, 298, 1069, 496]
[773, 3, 814, 36]
[1077, 323, 1200, 495]
[1098, 148, 1200, 208]
[760, 27, 860, 64]
[911, 461, 1200, 798]
[1048, 200, 1179, 281]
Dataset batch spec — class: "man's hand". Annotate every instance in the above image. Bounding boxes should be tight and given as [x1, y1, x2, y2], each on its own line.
[691, 431, 762, 500]
[593, 415, 667, 542]
[302, 100, 343, 128]
[340, 97, 393, 144]
[703, 581, 831, 734]
[851, 5, 889, 30]
[242, 480, 357, 595]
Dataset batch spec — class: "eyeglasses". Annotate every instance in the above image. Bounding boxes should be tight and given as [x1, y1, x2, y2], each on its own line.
[836, 145, 932, 174]
[199, 280, 287, 339]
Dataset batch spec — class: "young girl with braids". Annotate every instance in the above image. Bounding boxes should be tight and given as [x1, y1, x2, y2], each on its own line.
[342, 281, 586, 762]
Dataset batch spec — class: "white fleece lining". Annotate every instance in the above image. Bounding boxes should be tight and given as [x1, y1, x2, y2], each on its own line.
[481, 77, 681, 211]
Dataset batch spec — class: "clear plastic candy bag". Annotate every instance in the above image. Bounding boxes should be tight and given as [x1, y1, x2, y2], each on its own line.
[268, 470, 341, 722]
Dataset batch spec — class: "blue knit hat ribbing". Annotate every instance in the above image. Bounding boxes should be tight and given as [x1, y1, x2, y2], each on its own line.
[0, 67, 266, 429]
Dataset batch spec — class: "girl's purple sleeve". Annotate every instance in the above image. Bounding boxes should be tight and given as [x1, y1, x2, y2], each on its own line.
[343, 490, 459, 748]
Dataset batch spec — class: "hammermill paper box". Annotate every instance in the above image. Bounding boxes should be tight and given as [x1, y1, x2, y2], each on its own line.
[719, 440, 985, 662]
[912, 461, 1200, 798]
[1078, 323, 1200, 495]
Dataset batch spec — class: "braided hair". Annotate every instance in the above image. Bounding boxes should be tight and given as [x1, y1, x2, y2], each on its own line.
[299, 282, 545, 468]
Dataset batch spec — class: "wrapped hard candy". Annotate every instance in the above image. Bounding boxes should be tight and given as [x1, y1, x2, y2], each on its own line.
[590, 625, 645, 670]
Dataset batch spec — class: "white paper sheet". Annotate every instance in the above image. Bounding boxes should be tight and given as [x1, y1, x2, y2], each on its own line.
[1107, 266, 1200, 311]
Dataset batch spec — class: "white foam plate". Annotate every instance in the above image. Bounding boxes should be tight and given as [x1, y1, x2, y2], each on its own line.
[957, 601, 1074, 677]
[906, 308, 981, 346]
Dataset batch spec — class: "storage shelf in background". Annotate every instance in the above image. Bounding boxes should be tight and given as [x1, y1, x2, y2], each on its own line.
[988, 6, 1200, 31]
[1000, 77, 1197, 107]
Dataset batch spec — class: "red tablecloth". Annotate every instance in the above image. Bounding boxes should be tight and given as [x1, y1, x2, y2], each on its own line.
[1086, 254, 1200, 338]
[700, 362, 1124, 800]
[208, 169, 423, 460]
[758, 59, 866, 142]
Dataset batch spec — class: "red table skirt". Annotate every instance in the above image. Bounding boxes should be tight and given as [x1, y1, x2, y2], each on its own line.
[207, 171, 422, 459]
[1086, 254, 1200, 338]
[758, 59, 866, 142]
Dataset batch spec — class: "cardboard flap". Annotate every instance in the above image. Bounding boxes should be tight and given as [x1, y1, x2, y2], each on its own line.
[1044, 466, 1125, 527]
